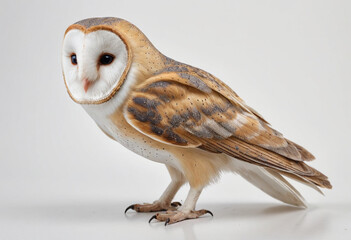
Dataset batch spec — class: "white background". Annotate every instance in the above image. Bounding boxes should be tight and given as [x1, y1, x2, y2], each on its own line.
[0, 0, 350, 239]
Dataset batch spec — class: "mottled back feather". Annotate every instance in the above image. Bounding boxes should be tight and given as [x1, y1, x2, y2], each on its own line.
[124, 63, 331, 189]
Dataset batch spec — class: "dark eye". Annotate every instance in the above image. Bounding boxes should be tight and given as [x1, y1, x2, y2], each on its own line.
[71, 54, 77, 65]
[99, 54, 115, 65]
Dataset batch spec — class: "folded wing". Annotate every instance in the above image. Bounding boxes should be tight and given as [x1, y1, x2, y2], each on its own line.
[124, 68, 331, 189]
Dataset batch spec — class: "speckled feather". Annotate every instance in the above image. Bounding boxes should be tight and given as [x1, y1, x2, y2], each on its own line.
[125, 66, 330, 189]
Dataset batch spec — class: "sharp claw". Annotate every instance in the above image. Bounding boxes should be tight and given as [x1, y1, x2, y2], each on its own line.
[171, 201, 182, 207]
[205, 210, 213, 217]
[124, 204, 135, 214]
[165, 218, 170, 226]
[149, 215, 157, 223]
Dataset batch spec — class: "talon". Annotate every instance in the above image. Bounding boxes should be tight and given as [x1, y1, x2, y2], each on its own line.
[165, 218, 170, 226]
[205, 210, 213, 217]
[149, 215, 157, 223]
[124, 204, 135, 214]
[171, 201, 182, 207]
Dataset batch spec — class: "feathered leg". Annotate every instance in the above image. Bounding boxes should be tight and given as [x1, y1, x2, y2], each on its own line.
[147, 149, 224, 224]
[125, 165, 185, 213]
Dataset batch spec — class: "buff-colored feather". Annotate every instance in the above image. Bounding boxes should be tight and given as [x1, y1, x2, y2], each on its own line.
[125, 64, 331, 189]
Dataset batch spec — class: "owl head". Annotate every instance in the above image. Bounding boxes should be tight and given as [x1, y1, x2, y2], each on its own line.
[62, 18, 137, 104]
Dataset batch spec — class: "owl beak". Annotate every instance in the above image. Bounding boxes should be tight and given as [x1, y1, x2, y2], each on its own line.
[83, 78, 91, 93]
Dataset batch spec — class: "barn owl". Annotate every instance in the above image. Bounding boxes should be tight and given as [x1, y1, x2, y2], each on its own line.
[61, 17, 331, 225]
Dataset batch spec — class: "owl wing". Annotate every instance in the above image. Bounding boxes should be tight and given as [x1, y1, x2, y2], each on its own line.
[124, 70, 331, 188]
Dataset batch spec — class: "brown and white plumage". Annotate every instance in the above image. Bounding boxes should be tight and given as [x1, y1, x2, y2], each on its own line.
[125, 68, 330, 188]
[62, 17, 331, 224]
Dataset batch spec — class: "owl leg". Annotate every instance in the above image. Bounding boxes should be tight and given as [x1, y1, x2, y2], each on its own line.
[148, 187, 213, 225]
[124, 165, 185, 213]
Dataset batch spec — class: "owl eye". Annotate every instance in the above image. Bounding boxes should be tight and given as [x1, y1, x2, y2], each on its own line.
[99, 54, 115, 65]
[71, 54, 77, 65]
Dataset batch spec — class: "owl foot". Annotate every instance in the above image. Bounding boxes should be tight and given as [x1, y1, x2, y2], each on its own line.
[124, 201, 182, 213]
[148, 209, 213, 225]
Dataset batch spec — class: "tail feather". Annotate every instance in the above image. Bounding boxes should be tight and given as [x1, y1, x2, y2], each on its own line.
[204, 137, 332, 189]
[230, 158, 307, 207]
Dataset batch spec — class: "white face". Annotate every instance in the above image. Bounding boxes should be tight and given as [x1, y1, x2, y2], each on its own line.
[62, 29, 129, 103]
